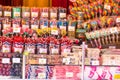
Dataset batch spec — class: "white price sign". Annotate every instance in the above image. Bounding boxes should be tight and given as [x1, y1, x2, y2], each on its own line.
[24, 12, 30, 17]
[50, 13, 57, 18]
[22, 25, 29, 29]
[12, 58, 20, 63]
[91, 60, 99, 65]
[2, 47, 10, 53]
[14, 48, 22, 53]
[13, 27, 20, 33]
[51, 30, 58, 35]
[38, 73, 46, 79]
[31, 12, 38, 17]
[4, 11, 11, 17]
[51, 48, 59, 54]
[2, 58, 10, 64]
[68, 26, 75, 31]
[110, 27, 118, 34]
[60, 26, 66, 30]
[63, 58, 70, 64]
[14, 12, 20, 17]
[104, 4, 111, 10]
[31, 25, 38, 30]
[39, 58, 47, 64]
[66, 72, 73, 77]
[116, 18, 120, 23]
[39, 48, 47, 53]
[63, 49, 70, 53]
[41, 12, 48, 17]
[3, 24, 11, 29]
[60, 13, 66, 18]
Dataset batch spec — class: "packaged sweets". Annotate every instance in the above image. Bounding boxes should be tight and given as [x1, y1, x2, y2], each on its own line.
[40, 8, 49, 18]
[50, 7, 57, 19]
[31, 7, 39, 18]
[3, 6, 12, 17]
[12, 7, 21, 18]
[22, 18, 30, 29]
[31, 18, 39, 30]
[2, 18, 11, 30]
[58, 19, 68, 31]
[50, 19, 58, 28]
[40, 18, 49, 29]
[58, 7, 67, 20]
[22, 7, 30, 18]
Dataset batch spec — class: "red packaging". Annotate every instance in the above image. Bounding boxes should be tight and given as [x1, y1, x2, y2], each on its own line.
[31, 7, 39, 18]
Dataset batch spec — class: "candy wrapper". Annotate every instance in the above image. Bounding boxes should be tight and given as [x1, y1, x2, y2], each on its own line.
[25, 37, 36, 54]
[50, 7, 58, 19]
[13, 34, 24, 53]
[40, 18, 49, 29]
[22, 7, 30, 18]
[2, 36, 12, 53]
[31, 18, 39, 30]
[49, 37, 60, 55]
[40, 8, 49, 18]
[3, 6, 12, 17]
[58, 19, 68, 31]
[12, 18, 21, 33]
[2, 18, 11, 30]
[31, 7, 39, 18]
[50, 19, 58, 28]
[58, 8, 67, 20]
[36, 38, 48, 54]
[12, 7, 21, 18]
[22, 18, 30, 30]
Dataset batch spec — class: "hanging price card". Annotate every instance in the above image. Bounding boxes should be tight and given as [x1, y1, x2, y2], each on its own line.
[39, 58, 47, 64]
[2, 58, 10, 64]
[12, 58, 20, 63]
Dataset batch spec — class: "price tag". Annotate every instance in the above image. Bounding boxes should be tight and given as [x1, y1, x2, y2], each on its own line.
[50, 13, 57, 18]
[13, 27, 20, 33]
[24, 12, 30, 17]
[110, 27, 118, 34]
[4, 11, 11, 17]
[60, 13, 66, 18]
[2, 47, 10, 53]
[12, 58, 20, 63]
[60, 26, 66, 30]
[38, 73, 46, 79]
[13, 24, 20, 28]
[14, 48, 22, 53]
[14, 12, 20, 17]
[91, 60, 99, 65]
[68, 26, 75, 31]
[39, 48, 47, 53]
[41, 12, 48, 17]
[2, 58, 10, 64]
[116, 18, 120, 23]
[109, 46, 116, 49]
[51, 48, 59, 54]
[22, 25, 29, 29]
[27, 48, 35, 53]
[104, 4, 111, 10]
[66, 72, 73, 77]
[51, 30, 58, 35]
[31, 25, 38, 30]
[39, 58, 47, 64]
[63, 49, 70, 53]
[63, 58, 70, 64]
[31, 12, 38, 17]
[3, 24, 11, 29]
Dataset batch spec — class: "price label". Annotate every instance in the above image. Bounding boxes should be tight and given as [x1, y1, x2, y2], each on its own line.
[2, 58, 10, 64]
[39, 58, 47, 64]
[109, 46, 116, 49]
[3, 24, 11, 29]
[24, 12, 30, 17]
[68, 26, 75, 31]
[51, 48, 59, 54]
[31, 12, 38, 17]
[12, 58, 20, 63]
[31, 25, 38, 30]
[2, 47, 10, 53]
[60, 13, 66, 18]
[60, 26, 66, 30]
[22, 25, 29, 29]
[4, 11, 11, 17]
[14, 12, 20, 17]
[27, 48, 35, 53]
[66, 72, 73, 77]
[41, 12, 48, 17]
[110, 27, 118, 34]
[91, 60, 99, 65]
[104, 4, 111, 10]
[116, 18, 120, 23]
[50, 13, 57, 18]
[63, 58, 70, 64]
[51, 30, 58, 35]
[13, 24, 20, 28]
[39, 48, 47, 53]
[63, 49, 70, 53]
[38, 73, 46, 79]
[13, 27, 20, 33]
[14, 48, 22, 53]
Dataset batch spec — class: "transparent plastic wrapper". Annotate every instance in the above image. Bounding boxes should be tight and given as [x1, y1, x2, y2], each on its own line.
[2, 18, 11, 30]
[40, 18, 49, 29]
[40, 8, 49, 19]
[58, 19, 68, 31]
[31, 7, 39, 18]
[22, 18, 30, 30]
[22, 7, 30, 18]
[58, 7, 67, 20]
[3, 6, 12, 17]
[12, 7, 21, 18]
[50, 19, 58, 28]
[50, 7, 57, 19]
[31, 18, 39, 30]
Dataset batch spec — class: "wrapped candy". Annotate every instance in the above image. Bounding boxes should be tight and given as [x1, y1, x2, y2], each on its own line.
[58, 19, 68, 31]
[22, 7, 30, 18]
[50, 19, 58, 28]
[58, 7, 67, 20]
[22, 18, 30, 30]
[50, 7, 58, 19]
[31, 18, 39, 30]
[40, 18, 49, 29]
[31, 7, 39, 18]
[40, 8, 49, 18]
[3, 6, 12, 17]
[12, 7, 21, 18]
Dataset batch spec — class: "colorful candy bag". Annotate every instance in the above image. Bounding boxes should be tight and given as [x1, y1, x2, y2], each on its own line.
[58, 19, 68, 31]
[50, 7, 57, 19]
[12, 7, 21, 18]
[58, 8, 67, 20]
[31, 7, 39, 18]
[3, 6, 12, 17]
[50, 19, 58, 28]
[22, 18, 30, 30]
[40, 8, 49, 18]
[22, 7, 30, 18]
[40, 18, 49, 29]
[31, 18, 39, 30]
[2, 36, 12, 53]
[2, 18, 11, 30]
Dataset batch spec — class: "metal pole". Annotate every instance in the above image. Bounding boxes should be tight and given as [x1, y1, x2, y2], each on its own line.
[22, 55, 26, 79]
[81, 42, 85, 80]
